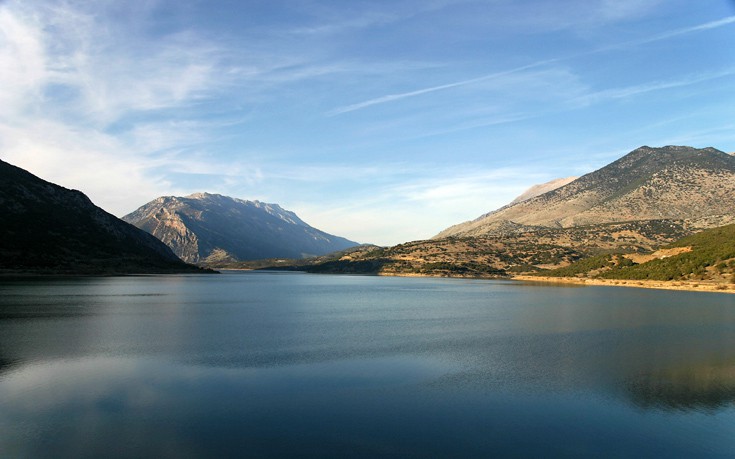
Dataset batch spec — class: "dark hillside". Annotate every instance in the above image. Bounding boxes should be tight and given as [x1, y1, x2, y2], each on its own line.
[0, 159, 205, 274]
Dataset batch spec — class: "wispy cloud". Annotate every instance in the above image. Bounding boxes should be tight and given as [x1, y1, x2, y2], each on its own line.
[0, 119, 181, 213]
[327, 59, 562, 116]
[327, 15, 735, 116]
[288, 11, 402, 36]
[0, 6, 47, 113]
[288, 165, 551, 245]
[598, 15, 735, 51]
[596, 0, 664, 22]
[0, 0, 239, 213]
[572, 68, 735, 106]
[287, 0, 470, 36]
[0, 1, 228, 122]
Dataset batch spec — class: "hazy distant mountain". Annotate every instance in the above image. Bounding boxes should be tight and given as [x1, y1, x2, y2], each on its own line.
[509, 177, 578, 205]
[0, 159, 202, 274]
[123, 193, 359, 263]
[437, 146, 735, 238]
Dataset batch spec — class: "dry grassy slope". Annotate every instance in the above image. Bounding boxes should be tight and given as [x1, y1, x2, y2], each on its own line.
[561, 167, 735, 227]
[307, 220, 691, 277]
[437, 146, 735, 238]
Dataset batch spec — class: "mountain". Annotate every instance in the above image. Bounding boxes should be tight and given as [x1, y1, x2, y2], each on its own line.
[299, 145, 735, 279]
[509, 176, 578, 205]
[437, 146, 735, 238]
[122, 193, 359, 264]
[0, 159, 204, 275]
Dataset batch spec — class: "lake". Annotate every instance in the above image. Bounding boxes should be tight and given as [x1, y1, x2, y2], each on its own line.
[1, 271, 734, 458]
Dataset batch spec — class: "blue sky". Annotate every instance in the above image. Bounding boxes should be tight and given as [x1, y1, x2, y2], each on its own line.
[1, 0, 734, 245]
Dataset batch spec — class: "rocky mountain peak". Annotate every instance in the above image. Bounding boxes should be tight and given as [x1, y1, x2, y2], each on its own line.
[186, 192, 215, 200]
[123, 193, 358, 263]
[179, 193, 308, 228]
[509, 177, 578, 205]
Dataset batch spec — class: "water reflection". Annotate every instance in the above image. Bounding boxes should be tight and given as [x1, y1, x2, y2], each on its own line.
[0, 358, 19, 377]
[1, 274, 735, 457]
[626, 363, 735, 411]
[0, 356, 449, 457]
[3, 354, 735, 458]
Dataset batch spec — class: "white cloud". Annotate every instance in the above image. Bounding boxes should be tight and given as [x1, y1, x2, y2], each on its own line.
[0, 119, 179, 213]
[289, 166, 550, 245]
[0, 6, 47, 113]
[38, 4, 222, 125]
[0, 0, 234, 215]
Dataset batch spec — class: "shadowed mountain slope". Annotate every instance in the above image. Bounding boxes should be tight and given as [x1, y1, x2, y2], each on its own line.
[123, 193, 359, 263]
[0, 159, 202, 274]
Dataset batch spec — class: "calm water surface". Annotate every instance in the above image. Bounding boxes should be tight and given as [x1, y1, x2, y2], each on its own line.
[1, 272, 735, 457]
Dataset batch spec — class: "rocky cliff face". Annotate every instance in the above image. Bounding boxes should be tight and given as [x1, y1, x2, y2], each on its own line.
[0, 159, 201, 274]
[123, 193, 359, 263]
[437, 146, 735, 238]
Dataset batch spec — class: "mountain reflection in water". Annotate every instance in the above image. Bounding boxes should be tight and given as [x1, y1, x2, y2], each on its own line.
[626, 363, 735, 411]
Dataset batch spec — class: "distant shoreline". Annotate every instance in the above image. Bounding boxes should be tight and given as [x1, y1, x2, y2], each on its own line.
[512, 275, 735, 294]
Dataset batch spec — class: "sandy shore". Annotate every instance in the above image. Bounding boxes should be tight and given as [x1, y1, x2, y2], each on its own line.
[512, 275, 735, 294]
